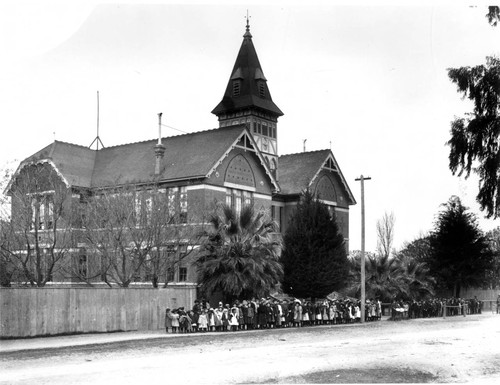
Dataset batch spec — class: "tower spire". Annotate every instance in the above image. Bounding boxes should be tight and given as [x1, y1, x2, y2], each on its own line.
[244, 10, 252, 38]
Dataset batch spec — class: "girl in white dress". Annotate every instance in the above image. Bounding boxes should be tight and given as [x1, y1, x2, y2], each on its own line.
[229, 307, 239, 331]
[198, 309, 208, 332]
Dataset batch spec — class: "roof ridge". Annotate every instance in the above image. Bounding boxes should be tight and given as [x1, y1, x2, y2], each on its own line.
[99, 126, 246, 150]
[53, 140, 92, 150]
[279, 149, 330, 157]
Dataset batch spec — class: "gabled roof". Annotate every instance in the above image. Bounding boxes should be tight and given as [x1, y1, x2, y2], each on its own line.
[211, 24, 283, 117]
[20, 141, 96, 188]
[15, 125, 279, 190]
[278, 150, 356, 205]
[91, 125, 247, 187]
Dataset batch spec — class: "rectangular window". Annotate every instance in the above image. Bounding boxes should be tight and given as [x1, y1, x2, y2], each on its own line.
[42, 249, 53, 282]
[262, 123, 268, 137]
[46, 197, 54, 230]
[179, 267, 187, 282]
[179, 186, 187, 223]
[243, 190, 253, 207]
[253, 122, 257, 133]
[145, 195, 152, 224]
[167, 267, 175, 282]
[227, 188, 253, 213]
[39, 200, 45, 230]
[168, 187, 178, 221]
[78, 254, 88, 278]
[234, 190, 242, 215]
[30, 195, 54, 231]
[135, 193, 142, 223]
[257, 122, 262, 134]
[226, 188, 233, 207]
[30, 199, 36, 230]
[271, 205, 282, 231]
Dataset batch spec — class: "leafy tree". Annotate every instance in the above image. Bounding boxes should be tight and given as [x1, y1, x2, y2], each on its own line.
[428, 196, 494, 297]
[447, 56, 500, 218]
[281, 190, 349, 299]
[397, 234, 433, 265]
[484, 227, 500, 289]
[195, 203, 282, 302]
[487, 6, 500, 26]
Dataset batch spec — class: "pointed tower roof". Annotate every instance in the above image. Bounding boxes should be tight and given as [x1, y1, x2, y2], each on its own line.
[211, 21, 283, 117]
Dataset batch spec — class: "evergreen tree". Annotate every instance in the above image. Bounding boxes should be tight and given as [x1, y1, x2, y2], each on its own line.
[281, 190, 349, 299]
[428, 196, 494, 297]
[447, 56, 500, 218]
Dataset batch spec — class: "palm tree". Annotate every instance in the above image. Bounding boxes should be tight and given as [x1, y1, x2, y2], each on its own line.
[346, 251, 435, 302]
[396, 255, 435, 300]
[347, 252, 406, 301]
[195, 203, 283, 302]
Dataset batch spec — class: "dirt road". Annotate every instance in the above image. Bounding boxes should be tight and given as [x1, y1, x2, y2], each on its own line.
[1, 314, 499, 384]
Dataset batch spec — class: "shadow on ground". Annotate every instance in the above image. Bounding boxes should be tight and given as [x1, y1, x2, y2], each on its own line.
[257, 367, 438, 384]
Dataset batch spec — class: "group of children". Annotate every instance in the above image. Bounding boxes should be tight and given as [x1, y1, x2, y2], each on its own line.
[398, 296, 484, 319]
[164, 297, 382, 333]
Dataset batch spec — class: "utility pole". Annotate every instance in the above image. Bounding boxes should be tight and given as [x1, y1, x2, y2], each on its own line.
[355, 175, 371, 323]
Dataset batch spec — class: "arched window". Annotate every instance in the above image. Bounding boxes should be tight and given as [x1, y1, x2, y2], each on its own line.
[225, 154, 255, 187]
[315, 175, 337, 202]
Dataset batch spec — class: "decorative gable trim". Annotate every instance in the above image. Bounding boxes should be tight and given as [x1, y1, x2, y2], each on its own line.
[5, 159, 70, 195]
[206, 128, 280, 192]
[308, 152, 356, 205]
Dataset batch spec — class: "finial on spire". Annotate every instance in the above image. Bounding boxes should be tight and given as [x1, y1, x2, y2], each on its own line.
[244, 10, 252, 38]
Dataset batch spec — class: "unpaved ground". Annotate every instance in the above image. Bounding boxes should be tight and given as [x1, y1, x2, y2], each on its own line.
[1, 314, 500, 384]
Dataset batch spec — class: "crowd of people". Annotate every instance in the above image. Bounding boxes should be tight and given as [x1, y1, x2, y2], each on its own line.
[390, 296, 484, 320]
[164, 297, 383, 333]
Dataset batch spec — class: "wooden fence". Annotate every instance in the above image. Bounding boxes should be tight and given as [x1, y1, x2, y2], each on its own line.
[0, 286, 196, 338]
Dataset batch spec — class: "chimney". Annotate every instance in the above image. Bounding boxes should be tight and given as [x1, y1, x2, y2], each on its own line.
[155, 113, 166, 175]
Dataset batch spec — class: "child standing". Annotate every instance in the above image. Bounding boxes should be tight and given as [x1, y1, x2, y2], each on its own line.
[165, 308, 173, 333]
[198, 309, 208, 332]
[171, 309, 180, 333]
[229, 306, 239, 331]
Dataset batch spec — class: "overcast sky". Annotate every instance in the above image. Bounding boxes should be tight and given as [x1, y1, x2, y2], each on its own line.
[0, 1, 499, 252]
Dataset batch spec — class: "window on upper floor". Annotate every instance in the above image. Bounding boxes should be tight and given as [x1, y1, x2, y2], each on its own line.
[30, 194, 54, 231]
[233, 80, 241, 97]
[167, 267, 175, 282]
[262, 123, 268, 137]
[166, 187, 188, 224]
[258, 81, 265, 97]
[178, 267, 187, 282]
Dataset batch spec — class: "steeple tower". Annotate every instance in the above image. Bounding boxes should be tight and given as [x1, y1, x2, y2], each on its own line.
[212, 19, 283, 174]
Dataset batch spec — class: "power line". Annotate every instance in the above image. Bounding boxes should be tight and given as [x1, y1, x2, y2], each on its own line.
[160, 123, 189, 134]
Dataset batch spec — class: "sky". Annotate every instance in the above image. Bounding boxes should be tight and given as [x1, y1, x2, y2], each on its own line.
[0, 0, 499, 252]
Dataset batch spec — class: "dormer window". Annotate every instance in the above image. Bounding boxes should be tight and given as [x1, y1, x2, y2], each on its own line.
[258, 81, 265, 97]
[233, 80, 241, 97]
